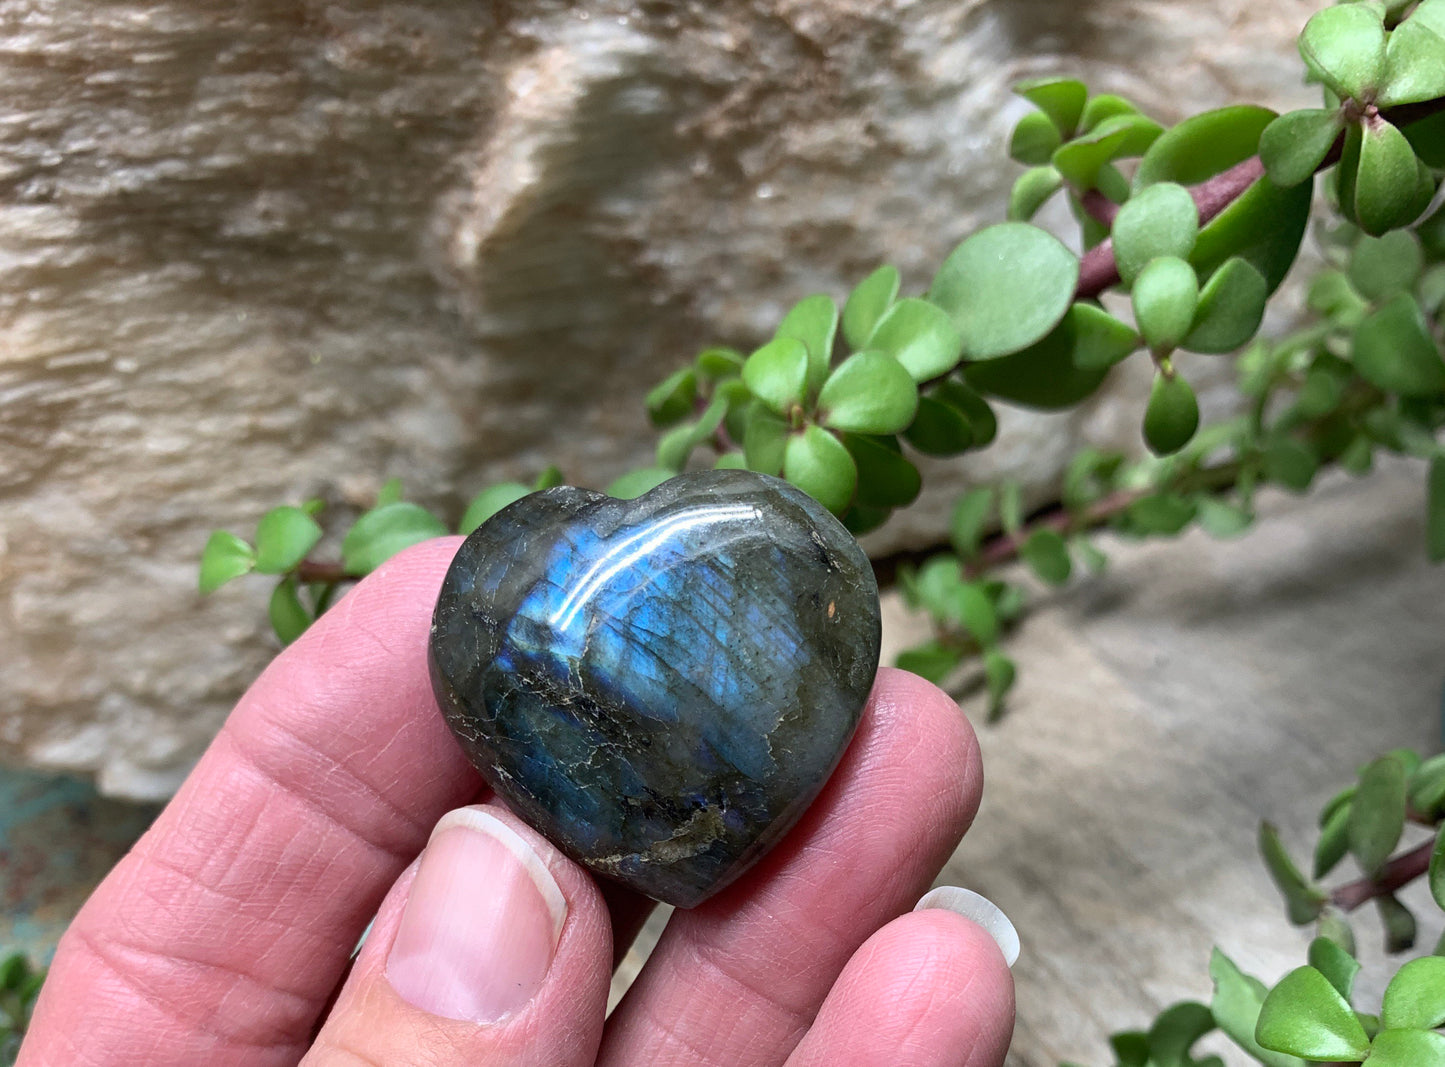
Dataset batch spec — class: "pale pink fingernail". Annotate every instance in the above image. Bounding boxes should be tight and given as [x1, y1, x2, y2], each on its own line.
[386, 808, 567, 1023]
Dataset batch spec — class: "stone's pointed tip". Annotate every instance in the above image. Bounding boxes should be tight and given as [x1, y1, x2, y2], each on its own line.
[915, 885, 1021, 967]
[430, 469, 881, 907]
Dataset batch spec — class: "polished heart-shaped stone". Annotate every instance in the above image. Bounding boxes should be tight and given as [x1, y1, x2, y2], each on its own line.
[428, 469, 881, 907]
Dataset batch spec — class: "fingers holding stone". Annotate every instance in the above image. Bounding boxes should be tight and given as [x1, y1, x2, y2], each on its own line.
[597, 668, 984, 1067]
[306, 804, 613, 1067]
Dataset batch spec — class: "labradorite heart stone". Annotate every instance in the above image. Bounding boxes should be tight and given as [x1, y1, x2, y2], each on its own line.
[428, 469, 881, 907]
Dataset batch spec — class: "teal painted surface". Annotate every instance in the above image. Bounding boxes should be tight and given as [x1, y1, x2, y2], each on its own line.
[0, 767, 158, 964]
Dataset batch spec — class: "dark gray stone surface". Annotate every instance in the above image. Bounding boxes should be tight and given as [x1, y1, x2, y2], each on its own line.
[429, 469, 881, 906]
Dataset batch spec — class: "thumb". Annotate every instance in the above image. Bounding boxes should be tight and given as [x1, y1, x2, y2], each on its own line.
[305, 804, 613, 1067]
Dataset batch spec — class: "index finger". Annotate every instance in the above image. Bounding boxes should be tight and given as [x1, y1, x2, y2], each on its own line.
[23, 537, 483, 1067]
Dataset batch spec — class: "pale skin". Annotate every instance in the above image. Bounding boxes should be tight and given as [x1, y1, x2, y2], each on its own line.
[19, 537, 1015, 1067]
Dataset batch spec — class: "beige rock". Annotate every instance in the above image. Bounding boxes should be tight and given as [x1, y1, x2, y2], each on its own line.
[0, 0, 1318, 797]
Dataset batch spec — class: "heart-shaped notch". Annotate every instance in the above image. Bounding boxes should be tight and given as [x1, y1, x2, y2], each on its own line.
[429, 469, 881, 907]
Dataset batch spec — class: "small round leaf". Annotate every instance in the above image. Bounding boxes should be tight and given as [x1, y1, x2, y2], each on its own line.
[842, 265, 901, 350]
[783, 426, 857, 514]
[1184, 257, 1268, 354]
[742, 336, 810, 414]
[199, 531, 256, 594]
[1010, 110, 1062, 165]
[1143, 371, 1200, 455]
[818, 350, 919, 434]
[1298, 3, 1387, 101]
[695, 346, 745, 380]
[1080, 93, 1139, 131]
[1353, 293, 1445, 396]
[743, 404, 789, 476]
[1014, 77, 1087, 137]
[1378, 16, 1445, 106]
[459, 482, 530, 535]
[1022, 528, 1071, 585]
[1349, 230, 1424, 302]
[341, 503, 449, 575]
[904, 394, 975, 456]
[645, 367, 698, 427]
[1132, 256, 1200, 353]
[268, 577, 312, 646]
[929, 223, 1079, 361]
[776, 294, 839, 394]
[254, 506, 324, 574]
[1112, 181, 1199, 284]
[1255, 966, 1370, 1061]
[1381, 956, 1445, 1030]
[1008, 166, 1064, 222]
[605, 468, 674, 499]
[1365, 1028, 1445, 1067]
[1259, 109, 1343, 188]
[841, 433, 921, 509]
[865, 298, 965, 381]
[1353, 117, 1426, 236]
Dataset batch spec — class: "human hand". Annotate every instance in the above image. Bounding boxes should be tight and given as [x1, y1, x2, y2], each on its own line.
[20, 538, 1015, 1066]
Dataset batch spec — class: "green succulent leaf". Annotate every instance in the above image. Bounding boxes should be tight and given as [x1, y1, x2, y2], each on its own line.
[950, 488, 995, 558]
[533, 466, 564, 491]
[1080, 93, 1139, 131]
[1184, 257, 1268, 354]
[1379, 15, 1445, 106]
[1259, 109, 1342, 188]
[1010, 109, 1063, 165]
[1352, 117, 1427, 236]
[1298, 2, 1387, 101]
[1346, 746, 1404, 873]
[1258, 822, 1327, 925]
[1377, 894, 1418, 953]
[695, 346, 745, 380]
[842, 265, 901, 350]
[776, 294, 839, 394]
[1368, 1028, 1445, 1067]
[341, 503, 449, 575]
[1052, 124, 1134, 189]
[929, 223, 1079, 361]
[714, 451, 747, 470]
[964, 303, 1136, 409]
[1008, 166, 1065, 222]
[459, 482, 530, 534]
[375, 477, 403, 507]
[783, 426, 857, 514]
[818, 350, 919, 434]
[1127, 493, 1197, 535]
[1404, 107, 1445, 168]
[866, 298, 965, 382]
[983, 649, 1017, 719]
[939, 381, 998, 446]
[1088, 112, 1165, 158]
[1255, 966, 1370, 1061]
[896, 640, 965, 684]
[1314, 801, 1352, 879]
[1136, 106, 1276, 188]
[1353, 294, 1445, 397]
[1429, 457, 1445, 563]
[1022, 528, 1072, 585]
[1143, 371, 1200, 456]
[1211, 950, 1308, 1067]
[199, 531, 257, 594]
[253, 506, 325, 575]
[1196, 497, 1254, 539]
[1307, 936, 1360, 1003]
[1349, 230, 1425, 304]
[268, 577, 312, 646]
[744, 337, 811, 415]
[605, 468, 674, 500]
[1133, 257, 1200, 353]
[646, 367, 699, 427]
[1262, 438, 1319, 493]
[840, 433, 922, 509]
[743, 404, 790, 476]
[905, 394, 975, 456]
[1381, 956, 1445, 1030]
[1112, 182, 1199, 285]
[1147, 1002, 1216, 1067]
[1015, 76, 1088, 137]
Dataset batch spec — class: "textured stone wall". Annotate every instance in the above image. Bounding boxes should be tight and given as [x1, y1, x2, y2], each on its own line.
[0, 0, 1317, 797]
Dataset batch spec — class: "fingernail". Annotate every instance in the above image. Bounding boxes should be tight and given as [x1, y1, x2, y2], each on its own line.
[915, 886, 1020, 968]
[386, 808, 567, 1023]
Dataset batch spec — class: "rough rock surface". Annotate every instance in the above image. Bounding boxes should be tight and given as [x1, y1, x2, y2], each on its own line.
[0, 0, 1317, 796]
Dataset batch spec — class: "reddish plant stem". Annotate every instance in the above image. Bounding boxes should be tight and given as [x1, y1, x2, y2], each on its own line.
[1079, 188, 1120, 228]
[295, 561, 350, 583]
[1330, 838, 1435, 912]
